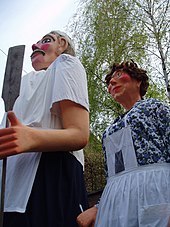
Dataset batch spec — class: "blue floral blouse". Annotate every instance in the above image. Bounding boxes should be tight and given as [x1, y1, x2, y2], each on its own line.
[102, 98, 170, 178]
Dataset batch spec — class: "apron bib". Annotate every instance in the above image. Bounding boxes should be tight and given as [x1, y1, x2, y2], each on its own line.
[95, 112, 170, 227]
[105, 113, 138, 178]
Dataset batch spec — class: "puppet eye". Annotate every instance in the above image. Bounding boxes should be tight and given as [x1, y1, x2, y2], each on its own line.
[41, 37, 52, 44]
[105, 71, 124, 86]
[111, 71, 123, 79]
[116, 72, 122, 78]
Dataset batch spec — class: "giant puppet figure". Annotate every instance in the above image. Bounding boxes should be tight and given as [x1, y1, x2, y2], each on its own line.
[0, 30, 89, 227]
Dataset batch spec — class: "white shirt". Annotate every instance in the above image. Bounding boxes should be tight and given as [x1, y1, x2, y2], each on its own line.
[2, 54, 89, 212]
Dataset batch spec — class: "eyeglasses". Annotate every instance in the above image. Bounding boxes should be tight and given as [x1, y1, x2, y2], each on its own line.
[111, 71, 124, 79]
[106, 70, 124, 86]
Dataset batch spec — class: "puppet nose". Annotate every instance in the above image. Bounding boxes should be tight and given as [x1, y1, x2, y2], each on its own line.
[109, 77, 117, 85]
[32, 43, 41, 51]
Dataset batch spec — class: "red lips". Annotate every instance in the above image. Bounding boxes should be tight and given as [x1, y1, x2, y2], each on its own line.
[109, 85, 121, 94]
[113, 86, 121, 92]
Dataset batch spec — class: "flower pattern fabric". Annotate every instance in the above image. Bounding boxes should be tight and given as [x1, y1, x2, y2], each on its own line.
[102, 98, 170, 178]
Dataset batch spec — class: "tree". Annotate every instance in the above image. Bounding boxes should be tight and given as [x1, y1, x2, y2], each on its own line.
[131, 0, 170, 100]
[69, 0, 149, 137]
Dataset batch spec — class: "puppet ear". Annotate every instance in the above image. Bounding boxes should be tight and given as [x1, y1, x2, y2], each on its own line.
[137, 80, 142, 88]
[57, 37, 68, 54]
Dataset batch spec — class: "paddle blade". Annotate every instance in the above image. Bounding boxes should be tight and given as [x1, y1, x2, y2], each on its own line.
[2, 45, 25, 112]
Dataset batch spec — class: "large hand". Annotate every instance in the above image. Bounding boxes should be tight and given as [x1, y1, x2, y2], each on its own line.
[77, 206, 98, 227]
[0, 100, 90, 157]
[0, 111, 32, 158]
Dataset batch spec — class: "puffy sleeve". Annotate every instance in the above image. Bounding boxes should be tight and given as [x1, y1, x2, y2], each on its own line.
[49, 54, 89, 113]
[156, 101, 170, 154]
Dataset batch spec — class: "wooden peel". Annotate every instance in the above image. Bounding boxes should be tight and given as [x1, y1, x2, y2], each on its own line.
[0, 45, 25, 226]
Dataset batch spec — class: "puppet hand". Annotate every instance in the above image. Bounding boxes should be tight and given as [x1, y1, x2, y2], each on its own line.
[77, 206, 98, 227]
[0, 111, 32, 158]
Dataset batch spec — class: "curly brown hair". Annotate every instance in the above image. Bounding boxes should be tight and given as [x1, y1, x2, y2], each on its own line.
[105, 60, 149, 97]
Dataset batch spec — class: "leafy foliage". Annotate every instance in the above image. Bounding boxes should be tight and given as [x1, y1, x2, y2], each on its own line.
[69, 0, 149, 137]
[131, 0, 170, 99]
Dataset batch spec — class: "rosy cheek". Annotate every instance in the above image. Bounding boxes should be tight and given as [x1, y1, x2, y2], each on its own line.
[119, 74, 131, 82]
[40, 43, 50, 51]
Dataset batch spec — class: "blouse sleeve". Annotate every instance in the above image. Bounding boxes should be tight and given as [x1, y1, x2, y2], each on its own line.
[155, 101, 170, 153]
[49, 54, 89, 112]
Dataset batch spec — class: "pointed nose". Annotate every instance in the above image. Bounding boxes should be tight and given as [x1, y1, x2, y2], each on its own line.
[109, 77, 117, 85]
[108, 77, 117, 92]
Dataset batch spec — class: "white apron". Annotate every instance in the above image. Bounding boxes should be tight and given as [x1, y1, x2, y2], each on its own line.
[95, 113, 170, 227]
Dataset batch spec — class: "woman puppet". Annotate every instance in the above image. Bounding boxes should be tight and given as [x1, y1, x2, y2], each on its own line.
[77, 60, 170, 227]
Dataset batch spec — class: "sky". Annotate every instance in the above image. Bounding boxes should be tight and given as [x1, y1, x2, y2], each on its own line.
[0, 0, 80, 123]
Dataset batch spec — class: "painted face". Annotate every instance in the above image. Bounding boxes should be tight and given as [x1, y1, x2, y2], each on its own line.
[31, 34, 61, 71]
[108, 70, 141, 105]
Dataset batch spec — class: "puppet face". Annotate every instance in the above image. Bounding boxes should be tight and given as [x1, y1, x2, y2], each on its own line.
[31, 33, 64, 71]
[108, 71, 141, 106]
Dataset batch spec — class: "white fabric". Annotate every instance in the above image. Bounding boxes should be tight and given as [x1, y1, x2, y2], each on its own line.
[95, 164, 170, 227]
[105, 126, 138, 177]
[105, 108, 137, 178]
[2, 54, 89, 212]
[95, 113, 170, 227]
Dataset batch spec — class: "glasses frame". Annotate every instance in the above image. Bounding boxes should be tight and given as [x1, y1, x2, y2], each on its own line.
[106, 69, 125, 86]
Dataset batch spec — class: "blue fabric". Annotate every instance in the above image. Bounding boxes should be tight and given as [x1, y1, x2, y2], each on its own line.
[102, 98, 170, 178]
